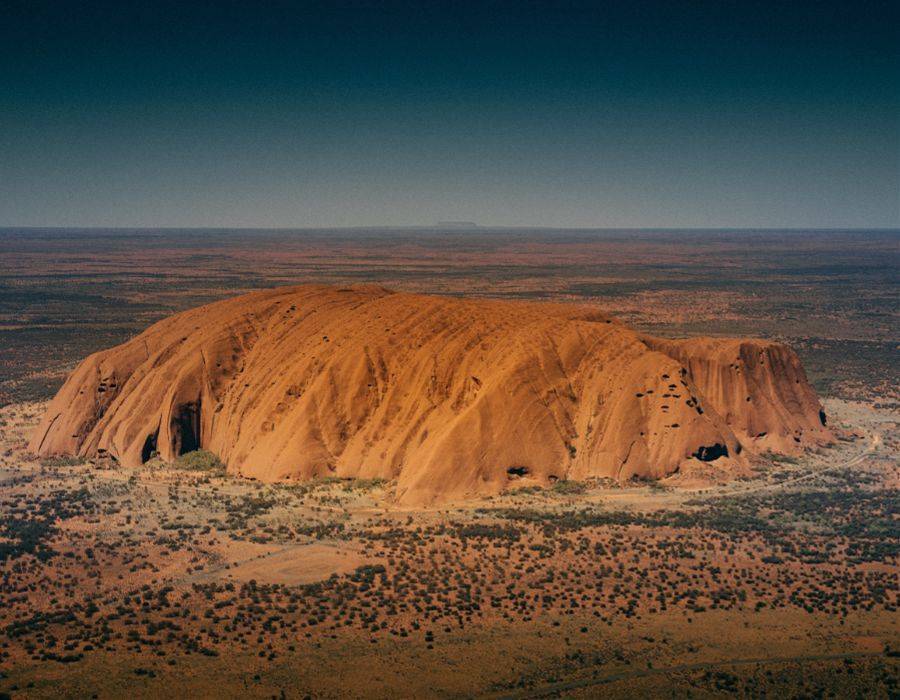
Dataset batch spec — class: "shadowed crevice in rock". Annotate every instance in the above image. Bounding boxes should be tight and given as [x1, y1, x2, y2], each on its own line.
[692, 443, 729, 462]
[172, 401, 201, 456]
[141, 427, 159, 464]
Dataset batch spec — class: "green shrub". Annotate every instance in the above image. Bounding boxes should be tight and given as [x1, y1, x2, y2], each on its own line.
[40, 455, 85, 467]
[762, 451, 799, 464]
[342, 477, 387, 492]
[174, 450, 224, 473]
[550, 479, 587, 495]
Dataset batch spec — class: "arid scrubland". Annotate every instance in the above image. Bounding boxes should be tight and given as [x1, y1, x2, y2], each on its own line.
[0, 229, 897, 697]
[1, 395, 897, 697]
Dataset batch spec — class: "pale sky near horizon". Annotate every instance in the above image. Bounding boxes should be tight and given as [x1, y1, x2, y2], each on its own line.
[1, 1, 898, 229]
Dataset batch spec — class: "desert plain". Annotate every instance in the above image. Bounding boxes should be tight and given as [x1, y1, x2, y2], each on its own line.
[0, 228, 897, 698]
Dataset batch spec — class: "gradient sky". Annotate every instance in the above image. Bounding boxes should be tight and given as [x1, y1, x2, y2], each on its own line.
[1, 0, 898, 228]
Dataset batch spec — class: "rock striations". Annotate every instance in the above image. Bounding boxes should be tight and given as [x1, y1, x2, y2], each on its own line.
[31, 285, 832, 504]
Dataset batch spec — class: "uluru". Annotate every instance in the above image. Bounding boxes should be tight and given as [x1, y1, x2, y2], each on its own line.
[30, 285, 833, 505]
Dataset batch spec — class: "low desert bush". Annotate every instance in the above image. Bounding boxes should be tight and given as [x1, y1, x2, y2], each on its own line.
[174, 450, 224, 473]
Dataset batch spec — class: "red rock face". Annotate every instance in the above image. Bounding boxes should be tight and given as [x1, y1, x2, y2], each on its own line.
[641, 336, 833, 457]
[31, 285, 832, 504]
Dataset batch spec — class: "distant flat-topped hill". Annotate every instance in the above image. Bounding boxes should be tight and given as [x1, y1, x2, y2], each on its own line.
[31, 285, 832, 504]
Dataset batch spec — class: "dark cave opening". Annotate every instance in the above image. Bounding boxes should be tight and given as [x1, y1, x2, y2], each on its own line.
[692, 443, 729, 462]
[141, 429, 159, 463]
[172, 401, 201, 455]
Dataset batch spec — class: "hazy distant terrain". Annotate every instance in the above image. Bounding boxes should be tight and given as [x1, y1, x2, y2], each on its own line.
[1, 228, 897, 406]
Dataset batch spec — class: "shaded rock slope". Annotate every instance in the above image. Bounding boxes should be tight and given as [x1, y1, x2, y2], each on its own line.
[31, 285, 833, 504]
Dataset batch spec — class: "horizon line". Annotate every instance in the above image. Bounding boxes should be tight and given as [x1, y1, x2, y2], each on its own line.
[2, 225, 898, 233]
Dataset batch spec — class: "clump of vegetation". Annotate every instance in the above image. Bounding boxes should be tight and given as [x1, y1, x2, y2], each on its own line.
[455, 523, 522, 541]
[509, 484, 543, 495]
[549, 479, 587, 496]
[279, 476, 342, 497]
[174, 450, 224, 473]
[40, 455, 85, 468]
[762, 451, 799, 465]
[342, 477, 388, 492]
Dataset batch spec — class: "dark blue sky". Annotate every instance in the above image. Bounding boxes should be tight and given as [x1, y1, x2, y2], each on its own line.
[1, 0, 897, 227]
